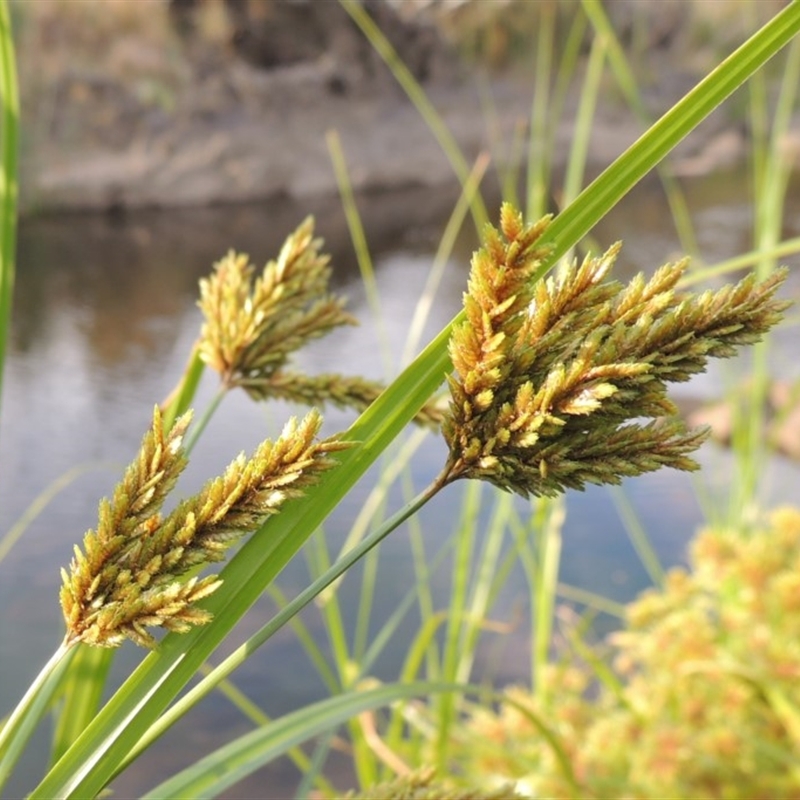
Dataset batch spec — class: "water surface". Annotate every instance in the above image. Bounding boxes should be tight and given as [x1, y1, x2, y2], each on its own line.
[2, 177, 799, 798]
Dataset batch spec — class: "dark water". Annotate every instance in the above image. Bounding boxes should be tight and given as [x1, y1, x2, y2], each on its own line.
[2, 178, 799, 798]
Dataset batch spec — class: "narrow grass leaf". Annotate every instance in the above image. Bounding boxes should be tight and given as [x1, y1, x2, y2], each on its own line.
[50, 646, 112, 765]
[610, 486, 665, 587]
[0, 0, 17, 423]
[338, 0, 488, 233]
[140, 682, 466, 800]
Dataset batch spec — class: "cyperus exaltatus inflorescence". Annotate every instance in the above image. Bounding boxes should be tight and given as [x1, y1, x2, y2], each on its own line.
[440, 203, 789, 497]
[58, 205, 790, 647]
[197, 216, 443, 427]
[60, 407, 349, 648]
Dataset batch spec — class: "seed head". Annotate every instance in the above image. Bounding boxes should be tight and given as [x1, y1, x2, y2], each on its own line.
[60, 407, 349, 648]
[442, 203, 790, 497]
[197, 217, 443, 427]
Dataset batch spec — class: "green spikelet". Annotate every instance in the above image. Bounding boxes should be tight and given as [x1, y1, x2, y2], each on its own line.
[60, 407, 349, 648]
[442, 203, 790, 497]
[197, 217, 443, 427]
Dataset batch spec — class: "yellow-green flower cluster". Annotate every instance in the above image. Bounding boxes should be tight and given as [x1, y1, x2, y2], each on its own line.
[442, 203, 788, 496]
[198, 217, 356, 395]
[454, 507, 800, 799]
[197, 216, 444, 427]
[60, 407, 348, 648]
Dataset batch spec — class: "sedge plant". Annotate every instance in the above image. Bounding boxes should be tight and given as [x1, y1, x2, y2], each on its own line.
[2, 199, 788, 796]
[447, 506, 800, 799]
[364, 3, 800, 796]
[0, 2, 799, 799]
[141, 201, 786, 798]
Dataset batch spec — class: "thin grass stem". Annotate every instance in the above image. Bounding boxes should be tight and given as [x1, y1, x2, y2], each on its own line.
[0, 463, 109, 564]
[563, 33, 607, 209]
[121, 476, 445, 771]
[320, 427, 429, 605]
[0, 642, 73, 790]
[353, 541, 380, 664]
[327, 129, 392, 371]
[456, 490, 514, 684]
[526, 1, 556, 220]
[581, 0, 699, 255]
[265, 584, 340, 694]
[555, 583, 626, 619]
[406, 473, 442, 681]
[194, 664, 339, 797]
[160, 344, 206, 432]
[434, 480, 481, 769]
[533, 498, 564, 706]
[0, 0, 17, 425]
[679, 237, 800, 287]
[182, 385, 226, 456]
[610, 486, 665, 587]
[402, 152, 489, 366]
[338, 0, 488, 233]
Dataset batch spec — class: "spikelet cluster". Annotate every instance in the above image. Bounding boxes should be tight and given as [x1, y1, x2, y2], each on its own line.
[263, 369, 445, 427]
[455, 508, 800, 799]
[197, 217, 444, 427]
[442, 203, 789, 497]
[60, 407, 348, 648]
[198, 217, 356, 393]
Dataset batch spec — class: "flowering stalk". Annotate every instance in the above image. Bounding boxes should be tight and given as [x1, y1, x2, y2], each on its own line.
[197, 219, 357, 393]
[0, 641, 72, 788]
[439, 203, 789, 497]
[60, 406, 349, 649]
[197, 216, 444, 427]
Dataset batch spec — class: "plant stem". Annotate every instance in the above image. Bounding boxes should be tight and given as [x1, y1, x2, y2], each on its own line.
[160, 343, 206, 433]
[0, 641, 73, 791]
[0, 0, 18, 428]
[526, 0, 555, 220]
[183, 385, 226, 455]
[338, 0, 488, 233]
[535, 0, 800, 285]
[533, 497, 564, 705]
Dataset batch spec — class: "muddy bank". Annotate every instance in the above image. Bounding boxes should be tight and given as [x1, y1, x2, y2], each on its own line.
[15, 0, 770, 216]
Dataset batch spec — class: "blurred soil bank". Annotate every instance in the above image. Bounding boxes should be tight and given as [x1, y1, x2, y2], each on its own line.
[13, 0, 784, 215]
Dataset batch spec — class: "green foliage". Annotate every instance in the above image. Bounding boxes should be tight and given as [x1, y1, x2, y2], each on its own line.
[433, 0, 572, 70]
[197, 215, 444, 426]
[0, 0, 16, 416]
[2, 1, 800, 798]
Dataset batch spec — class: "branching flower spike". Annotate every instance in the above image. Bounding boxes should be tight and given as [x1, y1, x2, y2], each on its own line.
[198, 217, 356, 393]
[60, 407, 349, 648]
[441, 203, 790, 497]
[197, 217, 444, 427]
